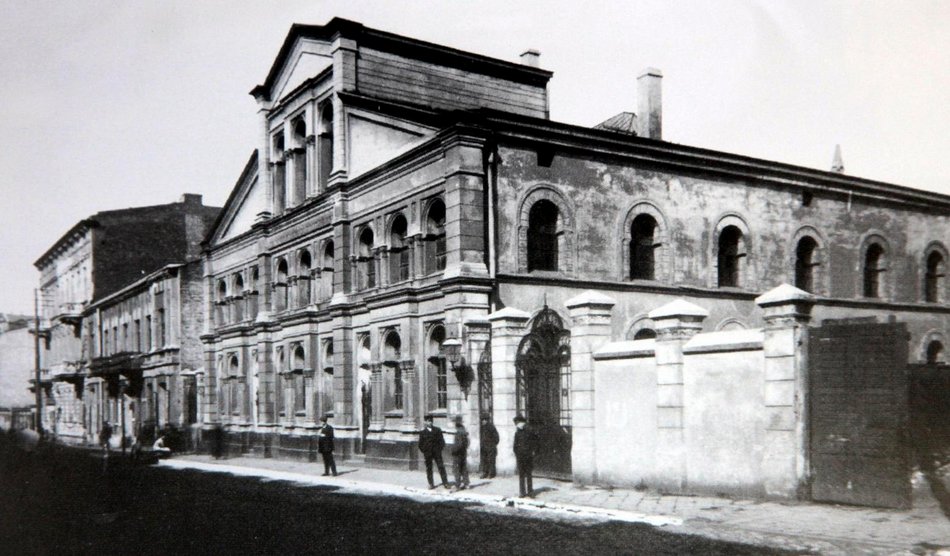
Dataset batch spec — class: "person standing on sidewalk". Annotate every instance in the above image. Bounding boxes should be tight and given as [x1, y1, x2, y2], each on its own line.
[99, 421, 112, 457]
[479, 414, 498, 479]
[418, 414, 449, 489]
[317, 414, 338, 476]
[451, 416, 470, 491]
[513, 414, 537, 497]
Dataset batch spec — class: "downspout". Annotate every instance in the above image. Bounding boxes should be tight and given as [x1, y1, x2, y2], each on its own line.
[485, 140, 499, 313]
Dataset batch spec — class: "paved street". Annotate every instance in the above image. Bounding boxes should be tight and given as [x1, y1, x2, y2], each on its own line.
[0, 445, 797, 555]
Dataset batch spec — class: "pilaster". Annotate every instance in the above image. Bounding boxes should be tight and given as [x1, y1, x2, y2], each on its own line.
[487, 307, 530, 474]
[400, 359, 418, 431]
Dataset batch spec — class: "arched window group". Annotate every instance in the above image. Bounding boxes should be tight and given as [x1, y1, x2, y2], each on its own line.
[389, 215, 410, 283]
[298, 250, 312, 307]
[423, 200, 446, 275]
[357, 228, 376, 290]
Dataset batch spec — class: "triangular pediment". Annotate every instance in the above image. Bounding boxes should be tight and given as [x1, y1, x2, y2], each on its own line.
[270, 38, 333, 102]
[210, 151, 262, 245]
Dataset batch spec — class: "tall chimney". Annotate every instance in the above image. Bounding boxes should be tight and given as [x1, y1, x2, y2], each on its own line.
[637, 68, 663, 140]
[520, 49, 541, 68]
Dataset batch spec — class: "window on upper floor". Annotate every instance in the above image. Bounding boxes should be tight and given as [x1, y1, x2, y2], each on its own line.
[717, 225, 745, 288]
[795, 236, 819, 293]
[926, 340, 945, 365]
[291, 117, 308, 205]
[427, 325, 447, 410]
[389, 214, 410, 284]
[383, 331, 403, 411]
[527, 200, 559, 272]
[272, 133, 287, 213]
[322, 241, 335, 300]
[630, 214, 658, 280]
[423, 200, 446, 274]
[633, 328, 657, 340]
[357, 228, 376, 290]
[233, 273, 245, 322]
[145, 315, 152, 352]
[863, 243, 886, 298]
[298, 250, 312, 307]
[275, 259, 289, 311]
[925, 250, 946, 303]
[216, 279, 228, 325]
[248, 267, 260, 320]
[318, 104, 333, 190]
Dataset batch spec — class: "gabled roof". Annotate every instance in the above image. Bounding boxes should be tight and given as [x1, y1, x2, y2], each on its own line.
[204, 150, 260, 247]
[251, 17, 553, 102]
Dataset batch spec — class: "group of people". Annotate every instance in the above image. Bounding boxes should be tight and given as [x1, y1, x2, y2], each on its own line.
[418, 413, 537, 497]
[98, 420, 173, 460]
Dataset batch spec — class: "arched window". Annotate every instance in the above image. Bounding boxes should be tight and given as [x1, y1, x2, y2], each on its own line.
[322, 241, 335, 300]
[293, 344, 306, 370]
[228, 355, 240, 418]
[216, 280, 228, 325]
[248, 266, 260, 319]
[233, 273, 245, 322]
[427, 325, 447, 410]
[717, 225, 744, 288]
[424, 200, 446, 274]
[319, 340, 334, 418]
[926, 341, 945, 365]
[863, 243, 886, 298]
[925, 250, 945, 303]
[383, 332, 403, 410]
[389, 214, 410, 283]
[275, 259, 289, 311]
[272, 133, 286, 213]
[630, 214, 658, 280]
[298, 250, 312, 307]
[527, 200, 559, 272]
[318, 104, 333, 190]
[633, 328, 657, 340]
[291, 117, 307, 205]
[357, 228, 376, 290]
[291, 345, 306, 415]
[795, 236, 819, 293]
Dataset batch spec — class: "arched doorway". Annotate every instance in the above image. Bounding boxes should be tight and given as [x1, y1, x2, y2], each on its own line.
[516, 306, 571, 479]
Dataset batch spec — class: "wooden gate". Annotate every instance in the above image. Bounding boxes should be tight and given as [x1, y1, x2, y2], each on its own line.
[809, 321, 910, 508]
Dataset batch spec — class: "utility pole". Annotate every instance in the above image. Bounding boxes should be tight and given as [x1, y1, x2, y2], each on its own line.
[33, 289, 43, 434]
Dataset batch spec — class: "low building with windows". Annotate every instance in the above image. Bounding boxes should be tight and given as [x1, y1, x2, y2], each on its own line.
[201, 18, 949, 493]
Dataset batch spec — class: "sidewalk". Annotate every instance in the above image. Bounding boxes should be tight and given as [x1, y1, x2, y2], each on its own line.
[160, 454, 950, 555]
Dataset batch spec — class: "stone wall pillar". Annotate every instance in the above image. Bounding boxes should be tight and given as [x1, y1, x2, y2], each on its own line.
[755, 284, 814, 498]
[487, 307, 529, 475]
[565, 291, 616, 484]
[400, 359, 418, 432]
[648, 299, 708, 492]
[441, 131, 489, 279]
[464, 317, 492, 455]
[369, 363, 385, 431]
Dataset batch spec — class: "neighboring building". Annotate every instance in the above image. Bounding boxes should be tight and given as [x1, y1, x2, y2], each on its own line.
[0, 314, 35, 431]
[196, 18, 949, 500]
[34, 194, 220, 443]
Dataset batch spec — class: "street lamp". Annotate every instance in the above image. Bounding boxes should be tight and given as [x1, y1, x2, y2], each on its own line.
[441, 338, 473, 398]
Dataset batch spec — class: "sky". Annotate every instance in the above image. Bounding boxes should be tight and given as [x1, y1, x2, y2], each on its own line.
[1, 0, 948, 314]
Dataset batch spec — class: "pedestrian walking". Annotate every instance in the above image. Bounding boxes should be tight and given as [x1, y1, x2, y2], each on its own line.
[317, 414, 338, 476]
[451, 415, 470, 491]
[513, 414, 537, 497]
[418, 414, 449, 489]
[479, 414, 498, 479]
[99, 421, 112, 456]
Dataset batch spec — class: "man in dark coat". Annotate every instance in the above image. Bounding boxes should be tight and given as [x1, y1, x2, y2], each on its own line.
[479, 414, 499, 479]
[450, 416, 470, 491]
[418, 414, 449, 489]
[513, 414, 537, 497]
[317, 414, 337, 476]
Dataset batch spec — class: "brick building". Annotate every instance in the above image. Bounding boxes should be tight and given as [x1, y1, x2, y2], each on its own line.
[201, 18, 948, 496]
[34, 194, 219, 444]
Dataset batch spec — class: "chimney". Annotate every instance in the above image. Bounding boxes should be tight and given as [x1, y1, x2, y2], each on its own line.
[831, 144, 844, 173]
[636, 68, 663, 140]
[520, 49, 541, 68]
[180, 193, 203, 205]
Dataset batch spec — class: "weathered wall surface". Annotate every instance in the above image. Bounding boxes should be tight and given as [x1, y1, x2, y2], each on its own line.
[0, 327, 34, 408]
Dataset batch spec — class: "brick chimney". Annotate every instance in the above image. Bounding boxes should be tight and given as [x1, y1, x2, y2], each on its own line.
[520, 49, 541, 68]
[637, 68, 663, 140]
[180, 193, 203, 205]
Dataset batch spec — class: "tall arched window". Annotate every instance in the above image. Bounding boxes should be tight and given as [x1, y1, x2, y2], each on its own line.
[318, 104, 333, 190]
[925, 251, 945, 303]
[389, 215, 410, 283]
[863, 243, 886, 298]
[228, 355, 241, 418]
[927, 340, 945, 365]
[630, 214, 658, 280]
[427, 326, 447, 410]
[233, 273, 245, 322]
[272, 133, 286, 213]
[248, 266, 260, 320]
[795, 236, 819, 293]
[358, 228, 376, 290]
[527, 200, 559, 271]
[292, 345, 306, 416]
[383, 331, 403, 411]
[322, 241, 335, 300]
[424, 200, 446, 274]
[216, 280, 228, 325]
[291, 117, 307, 205]
[298, 250, 312, 307]
[320, 340, 334, 417]
[717, 225, 744, 288]
[275, 259, 289, 311]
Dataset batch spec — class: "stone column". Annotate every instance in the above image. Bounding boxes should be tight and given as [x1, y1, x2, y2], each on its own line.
[648, 298, 708, 493]
[254, 106, 273, 222]
[400, 359, 418, 432]
[464, 317, 491, 455]
[565, 291, 616, 484]
[370, 363, 385, 431]
[487, 307, 529, 475]
[755, 284, 814, 498]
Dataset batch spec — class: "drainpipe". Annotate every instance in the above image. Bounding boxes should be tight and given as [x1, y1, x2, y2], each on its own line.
[486, 141, 499, 313]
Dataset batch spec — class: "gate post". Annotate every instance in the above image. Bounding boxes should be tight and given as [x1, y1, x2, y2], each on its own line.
[487, 307, 530, 475]
[464, 317, 492, 457]
[565, 291, 616, 484]
[755, 284, 814, 499]
[648, 299, 708, 493]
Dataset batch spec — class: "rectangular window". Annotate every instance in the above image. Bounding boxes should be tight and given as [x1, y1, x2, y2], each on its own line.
[103, 330, 109, 356]
[145, 316, 152, 351]
[157, 309, 166, 347]
[134, 319, 141, 352]
[122, 323, 128, 352]
[393, 366, 403, 410]
[294, 374, 306, 415]
[113, 327, 118, 353]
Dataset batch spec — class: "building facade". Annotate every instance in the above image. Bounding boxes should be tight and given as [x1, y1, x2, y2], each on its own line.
[0, 314, 35, 431]
[199, 18, 949, 494]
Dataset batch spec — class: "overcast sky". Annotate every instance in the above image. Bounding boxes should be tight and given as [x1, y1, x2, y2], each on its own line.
[1, 0, 948, 314]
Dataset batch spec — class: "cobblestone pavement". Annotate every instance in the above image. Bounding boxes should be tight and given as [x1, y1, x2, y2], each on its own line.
[166, 454, 950, 555]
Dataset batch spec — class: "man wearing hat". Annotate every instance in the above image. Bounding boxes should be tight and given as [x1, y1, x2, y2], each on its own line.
[513, 414, 537, 497]
[317, 414, 337, 476]
[418, 414, 449, 489]
[450, 415, 470, 491]
[479, 414, 499, 479]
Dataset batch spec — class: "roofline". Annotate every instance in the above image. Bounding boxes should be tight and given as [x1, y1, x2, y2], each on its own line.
[34, 219, 98, 269]
[251, 17, 553, 101]
[85, 263, 185, 312]
[204, 149, 260, 247]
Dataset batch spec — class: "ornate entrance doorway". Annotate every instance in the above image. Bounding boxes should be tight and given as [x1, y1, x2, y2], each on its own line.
[516, 306, 571, 479]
